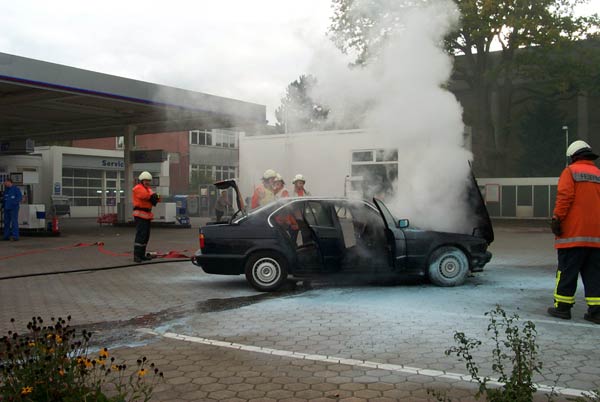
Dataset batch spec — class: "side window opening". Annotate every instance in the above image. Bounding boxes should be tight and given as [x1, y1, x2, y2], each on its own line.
[305, 202, 334, 227]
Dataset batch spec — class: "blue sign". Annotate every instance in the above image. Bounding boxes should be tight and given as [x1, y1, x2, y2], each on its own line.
[54, 182, 61, 195]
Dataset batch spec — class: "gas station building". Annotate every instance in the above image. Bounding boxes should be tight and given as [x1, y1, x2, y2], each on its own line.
[0, 52, 265, 223]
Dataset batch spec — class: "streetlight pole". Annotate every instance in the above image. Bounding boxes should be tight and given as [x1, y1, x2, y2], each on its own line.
[562, 125, 569, 167]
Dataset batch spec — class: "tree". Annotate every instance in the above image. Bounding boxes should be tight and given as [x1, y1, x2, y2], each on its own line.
[329, 0, 600, 176]
[275, 75, 330, 133]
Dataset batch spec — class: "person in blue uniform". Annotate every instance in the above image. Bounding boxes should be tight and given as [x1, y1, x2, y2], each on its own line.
[2, 178, 23, 241]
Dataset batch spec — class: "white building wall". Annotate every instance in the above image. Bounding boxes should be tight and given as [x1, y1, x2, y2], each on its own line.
[239, 129, 374, 198]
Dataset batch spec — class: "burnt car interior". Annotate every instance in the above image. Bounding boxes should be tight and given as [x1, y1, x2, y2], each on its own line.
[272, 200, 390, 273]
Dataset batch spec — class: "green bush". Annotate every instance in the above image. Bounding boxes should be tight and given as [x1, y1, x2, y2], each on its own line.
[0, 316, 162, 402]
[445, 305, 542, 402]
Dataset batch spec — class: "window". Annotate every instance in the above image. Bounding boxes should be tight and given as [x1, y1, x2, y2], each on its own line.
[352, 151, 373, 162]
[351, 148, 399, 200]
[304, 202, 334, 227]
[190, 130, 213, 146]
[190, 129, 237, 148]
[62, 168, 104, 207]
[116, 136, 136, 149]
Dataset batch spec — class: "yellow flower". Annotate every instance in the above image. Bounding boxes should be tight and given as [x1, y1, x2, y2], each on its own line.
[137, 369, 147, 377]
[98, 360, 106, 366]
[76, 357, 84, 364]
[58, 369, 65, 376]
[55, 335, 62, 344]
[46, 334, 53, 339]
[85, 360, 93, 368]
[21, 386, 33, 395]
[48, 348, 55, 354]
[28, 341, 35, 347]
[111, 365, 119, 371]
[99, 348, 109, 358]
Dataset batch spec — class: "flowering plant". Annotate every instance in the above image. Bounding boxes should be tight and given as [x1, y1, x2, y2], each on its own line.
[0, 316, 162, 402]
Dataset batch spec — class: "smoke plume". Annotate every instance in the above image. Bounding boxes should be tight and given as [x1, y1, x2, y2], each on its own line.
[309, 0, 475, 233]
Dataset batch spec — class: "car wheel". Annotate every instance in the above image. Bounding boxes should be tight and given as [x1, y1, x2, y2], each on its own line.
[427, 246, 469, 287]
[245, 252, 288, 292]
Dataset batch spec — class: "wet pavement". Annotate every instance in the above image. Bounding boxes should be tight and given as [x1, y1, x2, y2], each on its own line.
[1, 218, 598, 401]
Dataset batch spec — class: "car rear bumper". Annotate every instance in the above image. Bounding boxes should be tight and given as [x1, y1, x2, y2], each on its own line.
[192, 252, 245, 275]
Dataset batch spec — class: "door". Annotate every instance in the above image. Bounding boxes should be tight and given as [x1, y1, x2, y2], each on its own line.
[303, 201, 344, 271]
[372, 198, 407, 270]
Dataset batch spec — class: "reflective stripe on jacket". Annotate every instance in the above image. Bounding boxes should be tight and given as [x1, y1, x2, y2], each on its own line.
[132, 184, 154, 220]
[554, 160, 600, 248]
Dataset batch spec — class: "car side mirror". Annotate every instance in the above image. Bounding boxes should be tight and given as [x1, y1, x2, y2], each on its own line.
[398, 219, 409, 228]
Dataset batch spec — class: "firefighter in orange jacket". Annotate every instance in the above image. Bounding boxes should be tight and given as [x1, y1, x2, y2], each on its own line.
[547, 140, 600, 324]
[251, 169, 277, 209]
[133, 171, 159, 263]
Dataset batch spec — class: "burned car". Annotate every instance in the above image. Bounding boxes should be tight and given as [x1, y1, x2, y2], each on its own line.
[192, 179, 494, 292]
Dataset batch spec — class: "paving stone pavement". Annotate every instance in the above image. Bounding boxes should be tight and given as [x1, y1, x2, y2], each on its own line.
[1, 219, 598, 401]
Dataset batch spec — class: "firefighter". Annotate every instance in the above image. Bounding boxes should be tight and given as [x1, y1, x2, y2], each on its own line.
[274, 174, 290, 199]
[251, 169, 277, 209]
[547, 140, 600, 324]
[132, 171, 160, 263]
[292, 174, 311, 197]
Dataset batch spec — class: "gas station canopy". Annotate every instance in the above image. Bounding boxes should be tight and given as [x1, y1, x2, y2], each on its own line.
[0, 52, 266, 144]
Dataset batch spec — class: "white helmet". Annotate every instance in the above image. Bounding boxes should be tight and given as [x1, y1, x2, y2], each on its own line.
[566, 140, 592, 157]
[274, 173, 284, 183]
[138, 171, 153, 181]
[292, 174, 305, 184]
[262, 169, 277, 180]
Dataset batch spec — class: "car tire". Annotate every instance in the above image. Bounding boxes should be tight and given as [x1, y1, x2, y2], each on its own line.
[427, 246, 469, 287]
[245, 252, 288, 292]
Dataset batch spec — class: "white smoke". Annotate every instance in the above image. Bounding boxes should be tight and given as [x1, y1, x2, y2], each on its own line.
[309, 0, 475, 233]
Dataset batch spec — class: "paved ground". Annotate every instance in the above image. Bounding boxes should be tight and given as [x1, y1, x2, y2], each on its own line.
[1, 218, 598, 401]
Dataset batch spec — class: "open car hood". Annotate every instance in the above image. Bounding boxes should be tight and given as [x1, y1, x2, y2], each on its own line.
[467, 171, 494, 244]
[214, 180, 246, 216]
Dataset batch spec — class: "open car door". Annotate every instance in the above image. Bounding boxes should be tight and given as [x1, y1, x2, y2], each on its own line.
[302, 201, 344, 271]
[372, 198, 402, 269]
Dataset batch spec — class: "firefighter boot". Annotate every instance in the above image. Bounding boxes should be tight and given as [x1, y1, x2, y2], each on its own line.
[547, 302, 572, 320]
[584, 306, 600, 324]
[141, 246, 153, 261]
[134, 245, 145, 263]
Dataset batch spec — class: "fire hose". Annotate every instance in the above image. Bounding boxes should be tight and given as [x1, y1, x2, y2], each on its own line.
[0, 242, 192, 261]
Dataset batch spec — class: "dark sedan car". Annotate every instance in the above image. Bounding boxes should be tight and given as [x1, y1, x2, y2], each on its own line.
[192, 180, 494, 292]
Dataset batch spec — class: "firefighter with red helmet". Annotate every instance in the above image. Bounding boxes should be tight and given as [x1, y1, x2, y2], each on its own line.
[132, 171, 159, 263]
[547, 140, 600, 324]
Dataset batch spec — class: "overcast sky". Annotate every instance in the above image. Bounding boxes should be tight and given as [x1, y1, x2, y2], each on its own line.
[1, 1, 598, 125]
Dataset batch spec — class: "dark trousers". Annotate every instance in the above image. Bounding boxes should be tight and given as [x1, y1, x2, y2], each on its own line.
[3, 208, 19, 240]
[554, 247, 600, 315]
[134, 217, 151, 258]
[215, 209, 224, 222]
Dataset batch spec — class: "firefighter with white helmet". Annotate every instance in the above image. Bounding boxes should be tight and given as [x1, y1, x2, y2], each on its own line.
[273, 173, 290, 199]
[251, 169, 278, 208]
[292, 174, 310, 197]
[132, 171, 160, 263]
[547, 140, 600, 324]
